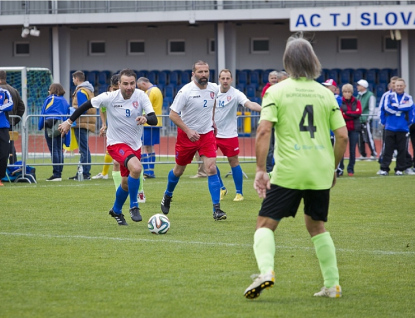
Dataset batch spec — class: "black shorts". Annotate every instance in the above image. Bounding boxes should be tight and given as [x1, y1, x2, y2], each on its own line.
[259, 184, 330, 222]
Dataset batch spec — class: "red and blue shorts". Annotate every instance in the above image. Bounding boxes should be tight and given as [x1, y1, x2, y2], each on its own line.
[175, 129, 216, 166]
[107, 143, 141, 177]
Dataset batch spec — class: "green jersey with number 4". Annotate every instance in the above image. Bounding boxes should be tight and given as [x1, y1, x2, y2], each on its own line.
[261, 77, 345, 190]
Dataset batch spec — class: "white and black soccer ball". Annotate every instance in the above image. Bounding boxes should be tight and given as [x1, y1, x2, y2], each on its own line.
[147, 214, 170, 234]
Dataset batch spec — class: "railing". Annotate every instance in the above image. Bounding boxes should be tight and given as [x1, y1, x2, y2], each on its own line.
[8, 113, 260, 183]
[7, 112, 388, 184]
[0, 1, 406, 16]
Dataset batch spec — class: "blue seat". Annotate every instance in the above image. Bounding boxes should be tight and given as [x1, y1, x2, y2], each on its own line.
[147, 70, 158, 84]
[367, 68, 379, 85]
[136, 70, 148, 78]
[98, 84, 108, 94]
[164, 84, 175, 99]
[235, 83, 245, 93]
[391, 68, 399, 77]
[169, 70, 180, 86]
[375, 83, 387, 98]
[156, 84, 164, 94]
[378, 68, 391, 84]
[327, 68, 340, 83]
[237, 70, 248, 85]
[340, 68, 353, 85]
[245, 84, 256, 98]
[209, 69, 215, 83]
[181, 70, 191, 84]
[176, 84, 184, 92]
[98, 71, 109, 85]
[353, 69, 365, 83]
[249, 71, 260, 89]
[87, 70, 98, 86]
[158, 71, 169, 86]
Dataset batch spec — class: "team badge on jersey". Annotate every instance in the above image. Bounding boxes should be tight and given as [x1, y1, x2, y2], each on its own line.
[132, 101, 139, 108]
[210, 92, 215, 99]
[227, 96, 232, 101]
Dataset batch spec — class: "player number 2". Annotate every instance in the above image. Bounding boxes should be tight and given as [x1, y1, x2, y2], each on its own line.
[299, 105, 316, 138]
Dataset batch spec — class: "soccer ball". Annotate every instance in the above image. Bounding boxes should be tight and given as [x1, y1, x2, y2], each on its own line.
[147, 214, 170, 234]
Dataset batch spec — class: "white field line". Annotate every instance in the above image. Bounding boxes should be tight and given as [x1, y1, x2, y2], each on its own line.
[0, 232, 413, 256]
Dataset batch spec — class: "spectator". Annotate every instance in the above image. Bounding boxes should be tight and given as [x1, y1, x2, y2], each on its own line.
[261, 71, 278, 98]
[0, 87, 13, 186]
[189, 151, 207, 178]
[356, 79, 377, 160]
[38, 83, 70, 181]
[378, 78, 415, 175]
[339, 84, 362, 176]
[0, 71, 25, 165]
[69, 70, 96, 180]
[377, 76, 400, 165]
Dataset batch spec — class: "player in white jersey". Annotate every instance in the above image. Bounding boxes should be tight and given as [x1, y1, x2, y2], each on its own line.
[215, 69, 261, 202]
[59, 69, 158, 226]
[160, 60, 227, 221]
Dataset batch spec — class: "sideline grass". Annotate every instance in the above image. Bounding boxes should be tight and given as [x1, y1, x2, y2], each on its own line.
[0, 160, 414, 317]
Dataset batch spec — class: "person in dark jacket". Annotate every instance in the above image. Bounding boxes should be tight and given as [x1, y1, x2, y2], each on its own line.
[39, 83, 70, 181]
[338, 83, 362, 176]
[0, 71, 25, 165]
[0, 87, 13, 185]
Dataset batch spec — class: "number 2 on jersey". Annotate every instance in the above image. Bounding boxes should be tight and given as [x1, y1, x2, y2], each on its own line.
[299, 105, 316, 138]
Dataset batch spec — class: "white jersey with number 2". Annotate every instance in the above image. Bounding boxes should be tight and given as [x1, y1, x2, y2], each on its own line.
[91, 89, 154, 151]
[170, 81, 219, 134]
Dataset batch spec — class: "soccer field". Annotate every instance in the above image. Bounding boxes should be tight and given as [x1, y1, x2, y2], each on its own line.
[0, 160, 414, 318]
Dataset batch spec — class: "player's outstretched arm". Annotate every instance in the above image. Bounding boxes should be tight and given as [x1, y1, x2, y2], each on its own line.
[244, 100, 262, 112]
[58, 100, 93, 136]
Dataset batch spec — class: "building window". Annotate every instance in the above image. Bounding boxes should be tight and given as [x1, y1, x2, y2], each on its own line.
[89, 41, 106, 56]
[168, 39, 185, 55]
[14, 42, 30, 56]
[338, 37, 358, 52]
[208, 38, 215, 54]
[251, 38, 269, 54]
[128, 40, 145, 55]
[383, 36, 398, 52]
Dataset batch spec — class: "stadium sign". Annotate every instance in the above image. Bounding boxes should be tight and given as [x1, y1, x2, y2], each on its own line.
[290, 6, 415, 31]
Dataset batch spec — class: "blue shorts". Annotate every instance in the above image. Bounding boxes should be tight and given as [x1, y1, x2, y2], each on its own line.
[143, 127, 161, 146]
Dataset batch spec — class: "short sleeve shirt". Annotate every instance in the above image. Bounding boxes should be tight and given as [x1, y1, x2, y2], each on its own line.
[170, 81, 219, 134]
[261, 77, 345, 190]
[91, 89, 154, 151]
[215, 86, 249, 138]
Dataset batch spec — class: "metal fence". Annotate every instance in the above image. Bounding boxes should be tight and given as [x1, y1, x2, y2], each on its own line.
[7, 112, 387, 183]
[8, 113, 260, 183]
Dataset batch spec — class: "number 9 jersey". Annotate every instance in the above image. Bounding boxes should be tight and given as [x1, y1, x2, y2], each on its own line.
[91, 89, 154, 151]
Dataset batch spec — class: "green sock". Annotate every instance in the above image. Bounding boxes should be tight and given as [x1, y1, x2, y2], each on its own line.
[139, 169, 144, 192]
[253, 227, 275, 275]
[312, 232, 339, 288]
[112, 171, 121, 191]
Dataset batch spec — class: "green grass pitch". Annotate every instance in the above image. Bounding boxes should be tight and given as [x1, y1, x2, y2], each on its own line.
[0, 160, 414, 317]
